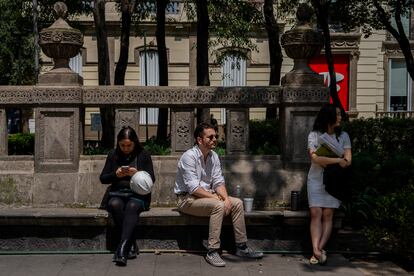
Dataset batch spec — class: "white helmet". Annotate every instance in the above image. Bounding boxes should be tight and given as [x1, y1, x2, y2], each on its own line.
[130, 171, 153, 195]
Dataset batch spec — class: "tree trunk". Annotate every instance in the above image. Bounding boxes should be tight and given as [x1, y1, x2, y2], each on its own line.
[312, 1, 346, 118]
[196, 0, 210, 124]
[264, 0, 282, 119]
[114, 1, 135, 85]
[93, 0, 114, 149]
[375, 0, 414, 81]
[156, 0, 169, 141]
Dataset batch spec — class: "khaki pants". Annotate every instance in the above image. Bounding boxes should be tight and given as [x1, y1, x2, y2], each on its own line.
[177, 195, 248, 250]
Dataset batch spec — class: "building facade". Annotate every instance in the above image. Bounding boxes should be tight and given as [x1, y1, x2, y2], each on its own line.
[40, 1, 413, 140]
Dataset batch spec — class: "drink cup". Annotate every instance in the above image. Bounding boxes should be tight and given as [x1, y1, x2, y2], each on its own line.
[243, 197, 254, 212]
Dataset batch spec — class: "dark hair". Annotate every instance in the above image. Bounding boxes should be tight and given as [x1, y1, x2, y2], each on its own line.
[115, 126, 143, 156]
[194, 122, 215, 141]
[313, 104, 341, 137]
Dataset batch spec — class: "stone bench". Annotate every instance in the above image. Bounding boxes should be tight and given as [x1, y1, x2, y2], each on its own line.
[0, 207, 343, 252]
[0, 207, 343, 227]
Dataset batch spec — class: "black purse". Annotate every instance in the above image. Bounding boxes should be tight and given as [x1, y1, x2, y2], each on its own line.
[323, 164, 352, 201]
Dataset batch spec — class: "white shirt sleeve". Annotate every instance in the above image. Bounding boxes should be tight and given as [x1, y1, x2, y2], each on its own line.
[178, 152, 201, 194]
[341, 132, 352, 149]
[211, 153, 225, 190]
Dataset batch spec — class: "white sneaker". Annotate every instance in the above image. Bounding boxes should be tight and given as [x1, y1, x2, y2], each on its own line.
[205, 250, 226, 267]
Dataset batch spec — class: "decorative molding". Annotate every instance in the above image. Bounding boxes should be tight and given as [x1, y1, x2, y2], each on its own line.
[82, 86, 282, 106]
[226, 109, 249, 154]
[35, 107, 79, 172]
[0, 86, 82, 105]
[171, 108, 194, 154]
[282, 87, 329, 103]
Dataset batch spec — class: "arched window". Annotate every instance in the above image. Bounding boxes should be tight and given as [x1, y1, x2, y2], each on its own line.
[221, 53, 246, 123]
[139, 50, 159, 124]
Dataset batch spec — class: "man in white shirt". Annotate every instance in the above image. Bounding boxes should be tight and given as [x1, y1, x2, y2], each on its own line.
[175, 122, 263, 267]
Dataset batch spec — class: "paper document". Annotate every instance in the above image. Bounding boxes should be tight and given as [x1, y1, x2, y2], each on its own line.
[316, 133, 344, 157]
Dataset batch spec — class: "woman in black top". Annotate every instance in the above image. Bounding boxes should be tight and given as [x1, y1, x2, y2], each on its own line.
[100, 126, 155, 266]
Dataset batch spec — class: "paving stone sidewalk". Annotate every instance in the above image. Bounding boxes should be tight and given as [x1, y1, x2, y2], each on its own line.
[0, 253, 410, 276]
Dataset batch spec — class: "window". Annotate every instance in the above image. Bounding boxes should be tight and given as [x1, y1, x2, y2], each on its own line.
[69, 53, 82, 76]
[388, 59, 412, 111]
[139, 50, 159, 124]
[221, 54, 246, 123]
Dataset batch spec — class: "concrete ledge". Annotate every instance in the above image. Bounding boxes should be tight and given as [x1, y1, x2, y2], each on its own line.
[0, 207, 343, 228]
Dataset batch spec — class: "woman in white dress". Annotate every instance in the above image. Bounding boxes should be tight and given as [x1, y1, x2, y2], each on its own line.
[307, 104, 352, 265]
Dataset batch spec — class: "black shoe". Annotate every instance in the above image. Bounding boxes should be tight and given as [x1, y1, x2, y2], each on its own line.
[113, 240, 131, 266]
[128, 240, 138, 259]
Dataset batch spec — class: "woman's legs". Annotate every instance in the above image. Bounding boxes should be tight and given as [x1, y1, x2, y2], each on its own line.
[107, 197, 125, 227]
[121, 199, 144, 241]
[309, 207, 323, 258]
[110, 198, 144, 266]
[319, 208, 334, 251]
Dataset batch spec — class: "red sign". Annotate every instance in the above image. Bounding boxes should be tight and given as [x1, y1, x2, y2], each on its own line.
[308, 55, 350, 111]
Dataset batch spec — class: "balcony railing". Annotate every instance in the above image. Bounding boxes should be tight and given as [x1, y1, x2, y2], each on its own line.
[376, 111, 414, 119]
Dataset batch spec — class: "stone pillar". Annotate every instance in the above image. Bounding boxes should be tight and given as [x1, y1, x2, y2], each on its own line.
[226, 108, 249, 154]
[348, 51, 360, 117]
[34, 107, 81, 172]
[280, 89, 327, 165]
[171, 108, 195, 154]
[115, 108, 140, 143]
[280, 4, 328, 166]
[0, 108, 7, 156]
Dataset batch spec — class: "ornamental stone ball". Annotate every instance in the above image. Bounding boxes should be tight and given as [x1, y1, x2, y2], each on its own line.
[53, 1, 68, 19]
[296, 3, 313, 25]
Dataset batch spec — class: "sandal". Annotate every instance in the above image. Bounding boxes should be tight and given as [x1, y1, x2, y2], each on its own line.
[320, 250, 327, 264]
[309, 255, 319, 265]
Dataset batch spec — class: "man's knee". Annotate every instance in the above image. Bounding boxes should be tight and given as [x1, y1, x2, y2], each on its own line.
[209, 200, 225, 215]
[232, 197, 243, 211]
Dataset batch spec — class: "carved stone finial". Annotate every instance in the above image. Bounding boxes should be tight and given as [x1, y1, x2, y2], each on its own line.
[38, 1, 83, 85]
[280, 4, 323, 86]
[53, 2, 68, 19]
[296, 3, 313, 25]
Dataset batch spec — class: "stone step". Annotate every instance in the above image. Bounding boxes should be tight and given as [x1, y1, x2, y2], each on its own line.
[0, 207, 344, 252]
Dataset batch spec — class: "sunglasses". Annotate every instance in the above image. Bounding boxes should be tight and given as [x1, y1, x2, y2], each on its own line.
[206, 134, 219, 140]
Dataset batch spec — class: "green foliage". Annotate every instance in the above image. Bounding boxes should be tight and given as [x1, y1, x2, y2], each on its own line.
[83, 144, 110, 155]
[0, 0, 94, 85]
[183, 0, 263, 63]
[340, 117, 414, 255]
[214, 139, 226, 156]
[208, 0, 262, 63]
[249, 119, 280, 155]
[364, 182, 414, 255]
[0, 0, 35, 85]
[143, 137, 171, 155]
[8, 133, 34, 155]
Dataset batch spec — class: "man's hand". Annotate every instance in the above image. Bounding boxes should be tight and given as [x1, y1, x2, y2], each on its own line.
[223, 197, 232, 216]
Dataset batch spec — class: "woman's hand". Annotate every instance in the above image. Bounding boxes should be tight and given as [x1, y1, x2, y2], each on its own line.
[127, 167, 138, 177]
[339, 158, 348, 168]
[116, 167, 129, 178]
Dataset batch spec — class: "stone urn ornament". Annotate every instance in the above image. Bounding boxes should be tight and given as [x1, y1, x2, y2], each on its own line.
[281, 3, 324, 86]
[38, 2, 83, 85]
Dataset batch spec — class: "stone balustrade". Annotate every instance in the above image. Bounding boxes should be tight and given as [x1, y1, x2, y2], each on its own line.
[0, 2, 329, 208]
